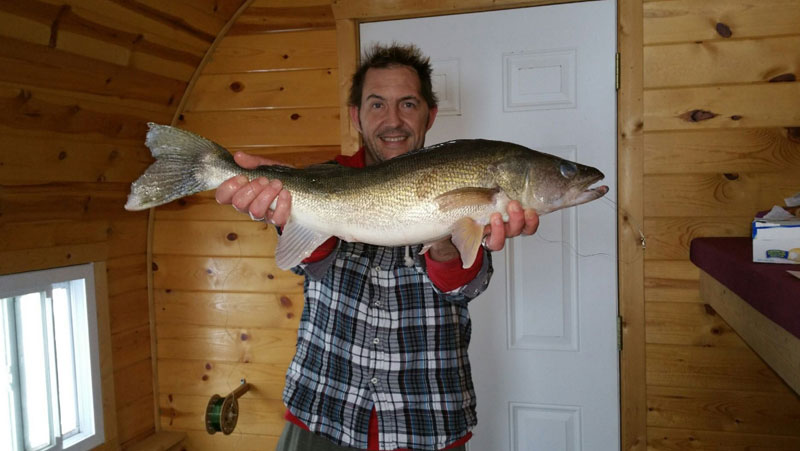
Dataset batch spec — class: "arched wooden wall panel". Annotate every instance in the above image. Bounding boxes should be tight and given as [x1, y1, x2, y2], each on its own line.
[0, 1, 247, 448]
[151, 1, 340, 449]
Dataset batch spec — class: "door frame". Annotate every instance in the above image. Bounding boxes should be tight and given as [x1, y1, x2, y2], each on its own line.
[331, 1, 645, 450]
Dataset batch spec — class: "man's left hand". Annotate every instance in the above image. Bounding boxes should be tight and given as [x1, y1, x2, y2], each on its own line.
[427, 201, 540, 262]
[482, 200, 540, 252]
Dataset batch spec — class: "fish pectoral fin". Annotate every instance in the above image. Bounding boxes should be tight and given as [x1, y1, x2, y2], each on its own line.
[451, 217, 485, 269]
[275, 221, 332, 270]
[434, 187, 499, 212]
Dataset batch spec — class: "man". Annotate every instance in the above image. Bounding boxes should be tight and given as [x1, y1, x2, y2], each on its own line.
[216, 44, 539, 451]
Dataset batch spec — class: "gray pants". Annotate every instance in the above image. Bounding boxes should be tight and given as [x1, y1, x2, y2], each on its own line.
[275, 422, 467, 451]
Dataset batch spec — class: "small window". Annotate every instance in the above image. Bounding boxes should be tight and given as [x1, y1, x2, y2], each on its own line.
[1, 264, 104, 451]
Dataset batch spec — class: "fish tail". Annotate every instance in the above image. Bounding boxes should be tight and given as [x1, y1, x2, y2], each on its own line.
[125, 123, 240, 211]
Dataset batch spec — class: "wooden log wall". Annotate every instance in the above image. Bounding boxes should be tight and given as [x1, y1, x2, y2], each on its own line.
[0, 0, 246, 448]
[151, 1, 340, 449]
[641, 1, 800, 449]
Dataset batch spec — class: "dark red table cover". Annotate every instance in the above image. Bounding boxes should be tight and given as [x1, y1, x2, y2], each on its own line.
[690, 237, 800, 340]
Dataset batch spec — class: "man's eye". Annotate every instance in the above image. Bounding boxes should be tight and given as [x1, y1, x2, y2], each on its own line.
[402, 102, 417, 108]
[370, 102, 383, 109]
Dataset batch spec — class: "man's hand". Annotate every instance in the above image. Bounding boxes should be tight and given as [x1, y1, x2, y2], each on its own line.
[215, 151, 293, 228]
[427, 200, 540, 262]
[482, 200, 539, 252]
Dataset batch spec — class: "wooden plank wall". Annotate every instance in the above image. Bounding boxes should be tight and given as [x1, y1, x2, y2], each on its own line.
[642, 1, 800, 449]
[152, 1, 340, 449]
[0, 0, 245, 448]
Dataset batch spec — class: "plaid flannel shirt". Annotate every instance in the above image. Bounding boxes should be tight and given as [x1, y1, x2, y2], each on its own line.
[284, 240, 493, 450]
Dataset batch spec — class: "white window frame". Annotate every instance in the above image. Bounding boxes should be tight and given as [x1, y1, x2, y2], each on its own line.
[1, 263, 105, 451]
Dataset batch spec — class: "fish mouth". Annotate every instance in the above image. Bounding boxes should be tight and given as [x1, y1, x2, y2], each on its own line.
[577, 184, 608, 203]
[572, 174, 608, 206]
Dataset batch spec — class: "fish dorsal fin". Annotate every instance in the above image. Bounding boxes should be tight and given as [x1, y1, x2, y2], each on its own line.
[451, 217, 485, 269]
[275, 221, 333, 270]
[434, 187, 499, 212]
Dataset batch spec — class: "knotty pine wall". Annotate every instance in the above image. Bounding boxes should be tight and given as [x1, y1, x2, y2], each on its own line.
[0, 0, 246, 448]
[151, 1, 340, 449]
[641, 1, 800, 449]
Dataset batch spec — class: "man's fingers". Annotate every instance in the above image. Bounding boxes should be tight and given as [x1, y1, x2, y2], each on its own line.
[484, 213, 505, 251]
[249, 179, 283, 222]
[233, 151, 287, 169]
[270, 189, 292, 227]
[522, 209, 540, 235]
[243, 178, 273, 219]
[215, 175, 249, 205]
[231, 178, 267, 213]
[504, 201, 525, 237]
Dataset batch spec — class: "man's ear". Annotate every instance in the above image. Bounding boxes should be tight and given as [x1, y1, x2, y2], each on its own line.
[426, 106, 438, 131]
[349, 105, 362, 133]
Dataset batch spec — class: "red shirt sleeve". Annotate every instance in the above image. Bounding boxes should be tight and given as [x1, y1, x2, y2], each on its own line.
[424, 249, 484, 292]
[301, 236, 339, 263]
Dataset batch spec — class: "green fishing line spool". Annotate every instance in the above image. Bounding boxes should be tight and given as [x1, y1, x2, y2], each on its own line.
[205, 379, 251, 435]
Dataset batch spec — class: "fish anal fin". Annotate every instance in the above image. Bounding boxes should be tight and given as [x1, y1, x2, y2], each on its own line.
[275, 221, 333, 270]
[451, 217, 485, 269]
[434, 187, 499, 212]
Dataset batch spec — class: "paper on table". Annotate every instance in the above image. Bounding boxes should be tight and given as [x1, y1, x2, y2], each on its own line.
[763, 205, 796, 221]
[788, 270, 800, 280]
[785, 191, 800, 208]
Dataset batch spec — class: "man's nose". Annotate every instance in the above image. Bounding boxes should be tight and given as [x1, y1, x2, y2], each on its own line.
[384, 105, 402, 126]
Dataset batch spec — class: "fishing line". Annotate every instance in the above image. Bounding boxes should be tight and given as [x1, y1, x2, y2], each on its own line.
[527, 195, 646, 266]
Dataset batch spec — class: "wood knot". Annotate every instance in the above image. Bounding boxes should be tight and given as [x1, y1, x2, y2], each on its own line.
[703, 304, 717, 315]
[267, 273, 274, 279]
[201, 374, 208, 381]
[282, 54, 289, 59]
[280, 296, 292, 307]
[680, 109, 717, 122]
[226, 232, 238, 241]
[730, 115, 742, 121]
[291, 113, 301, 120]
[229, 81, 244, 92]
[786, 127, 800, 143]
[768, 73, 796, 83]
[240, 333, 249, 341]
[58, 151, 67, 160]
[205, 362, 212, 370]
[152, 262, 159, 271]
[723, 173, 739, 181]
[715, 22, 732, 38]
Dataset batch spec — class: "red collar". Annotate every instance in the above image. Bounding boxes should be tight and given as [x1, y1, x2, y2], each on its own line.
[334, 147, 367, 168]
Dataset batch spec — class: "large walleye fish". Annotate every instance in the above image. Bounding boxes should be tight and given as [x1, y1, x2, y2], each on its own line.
[126, 123, 608, 269]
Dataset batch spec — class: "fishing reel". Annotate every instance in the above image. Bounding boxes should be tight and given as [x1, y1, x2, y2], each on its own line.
[205, 379, 251, 435]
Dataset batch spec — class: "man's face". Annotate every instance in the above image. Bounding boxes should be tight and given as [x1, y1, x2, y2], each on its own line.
[349, 66, 438, 165]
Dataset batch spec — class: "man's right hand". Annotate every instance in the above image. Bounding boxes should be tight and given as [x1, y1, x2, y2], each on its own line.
[215, 151, 293, 228]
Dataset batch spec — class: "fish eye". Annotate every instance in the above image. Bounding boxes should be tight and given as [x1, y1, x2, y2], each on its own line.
[560, 161, 578, 179]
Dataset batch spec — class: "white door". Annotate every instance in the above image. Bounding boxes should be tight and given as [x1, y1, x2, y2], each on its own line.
[361, 2, 618, 450]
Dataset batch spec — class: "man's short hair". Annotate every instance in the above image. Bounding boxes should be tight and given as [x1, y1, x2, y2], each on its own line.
[348, 43, 438, 109]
